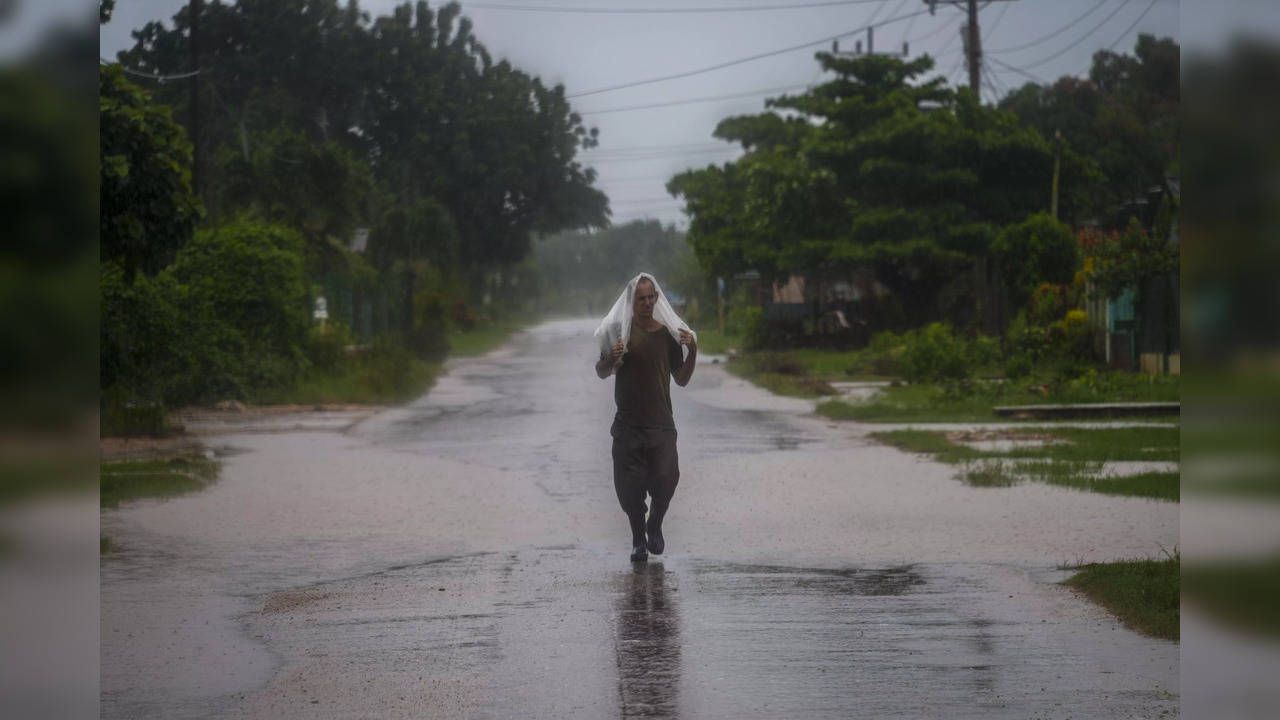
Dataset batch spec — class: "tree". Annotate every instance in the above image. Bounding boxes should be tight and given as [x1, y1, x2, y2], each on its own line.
[116, 0, 607, 290]
[99, 65, 203, 277]
[999, 35, 1178, 225]
[670, 53, 1053, 327]
[991, 213, 1080, 308]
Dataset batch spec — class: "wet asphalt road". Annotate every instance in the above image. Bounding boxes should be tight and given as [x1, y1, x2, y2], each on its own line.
[101, 318, 1178, 719]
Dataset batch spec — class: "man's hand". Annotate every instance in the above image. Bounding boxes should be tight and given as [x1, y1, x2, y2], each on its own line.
[674, 329, 697, 387]
[678, 329, 697, 351]
[596, 339, 626, 379]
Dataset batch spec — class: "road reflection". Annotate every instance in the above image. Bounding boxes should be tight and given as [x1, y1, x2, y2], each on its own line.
[615, 562, 681, 718]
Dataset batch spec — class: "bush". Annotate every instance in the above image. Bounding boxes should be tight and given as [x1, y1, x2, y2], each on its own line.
[752, 352, 806, 376]
[168, 220, 312, 398]
[352, 335, 421, 400]
[307, 322, 354, 373]
[899, 323, 973, 383]
[1003, 353, 1033, 380]
[992, 213, 1080, 309]
[1002, 313, 1051, 363]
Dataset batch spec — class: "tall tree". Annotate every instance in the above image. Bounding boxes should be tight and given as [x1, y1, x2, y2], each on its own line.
[1000, 34, 1178, 226]
[670, 53, 1052, 326]
[116, 0, 607, 289]
[99, 65, 203, 277]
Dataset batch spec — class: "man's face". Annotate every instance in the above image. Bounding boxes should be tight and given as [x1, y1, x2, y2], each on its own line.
[633, 279, 657, 320]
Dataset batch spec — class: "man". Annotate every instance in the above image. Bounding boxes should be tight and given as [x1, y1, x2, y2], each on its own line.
[595, 274, 697, 562]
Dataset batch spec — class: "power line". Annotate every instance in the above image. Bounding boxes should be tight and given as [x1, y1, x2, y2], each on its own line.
[1015, 0, 1136, 71]
[983, 1, 1010, 42]
[986, 0, 1110, 53]
[578, 83, 814, 115]
[1105, 0, 1160, 52]
[459, 0, 894, 14]
[585, 141, 733, 154]
[907, 11, 962, 45]
[101, 59, 201, 81]
[986, 55, 1045, 84]
[567, 6, 933, 98]
[585, 148, 743, 163]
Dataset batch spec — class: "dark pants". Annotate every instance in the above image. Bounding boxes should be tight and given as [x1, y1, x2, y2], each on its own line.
[611, 420, 680, 527]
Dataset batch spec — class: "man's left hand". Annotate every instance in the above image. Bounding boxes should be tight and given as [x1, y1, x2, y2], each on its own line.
[678, 329, 697, 351]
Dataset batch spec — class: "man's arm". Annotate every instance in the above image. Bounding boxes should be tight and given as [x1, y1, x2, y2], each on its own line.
[596, 339, 625, 379]
[673, 330, 697, 387]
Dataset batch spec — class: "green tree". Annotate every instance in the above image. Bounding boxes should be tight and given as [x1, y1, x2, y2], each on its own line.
[99, 65, 203, 277]
[116, 0, 607, 289]
[1000, 35, 1178, 225]
[1088, 217, 1178, 302]
[670, 53, 1052, 327]
[167, 220, 313, 399]
[990, 213, 1080, 308]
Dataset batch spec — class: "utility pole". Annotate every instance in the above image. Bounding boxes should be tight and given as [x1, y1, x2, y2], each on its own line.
[190, 0, 201, 198]
[964, 0, 981, 96]
[1050, 129, 1062, 220]
[925, 0, 1019, 97]
[831, 28, 909, 58]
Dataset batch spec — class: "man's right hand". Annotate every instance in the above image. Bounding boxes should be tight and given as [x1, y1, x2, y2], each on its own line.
[609, 339, 626, 364]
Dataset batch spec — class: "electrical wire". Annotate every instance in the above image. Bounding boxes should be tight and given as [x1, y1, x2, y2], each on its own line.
[1015, 0, 1136, 71]
[986, 0, 1111, 53]
[458, 0, 894, 14]
[101, 58, 200, 81]
[986, 55, 1046, 85]
[983, 1, 1010, 42]
[566, 6, 933, 98]
[577, 82, 813, 115]
[1104, 0, 1160, 52]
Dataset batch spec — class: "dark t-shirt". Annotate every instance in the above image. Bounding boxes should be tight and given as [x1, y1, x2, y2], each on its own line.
[612, 321, 685, 429]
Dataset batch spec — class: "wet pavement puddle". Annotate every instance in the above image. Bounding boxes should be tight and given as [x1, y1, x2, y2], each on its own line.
[217, 548, 1177, 719]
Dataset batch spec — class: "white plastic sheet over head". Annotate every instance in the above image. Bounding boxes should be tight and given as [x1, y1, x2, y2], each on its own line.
[593, 272, 695, 373]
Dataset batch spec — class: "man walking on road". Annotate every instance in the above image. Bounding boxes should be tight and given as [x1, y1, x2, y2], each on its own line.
[594, 273, 697, 562]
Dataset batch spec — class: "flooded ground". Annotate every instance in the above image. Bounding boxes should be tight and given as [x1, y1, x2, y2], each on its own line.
[101, 318, 1179, 718]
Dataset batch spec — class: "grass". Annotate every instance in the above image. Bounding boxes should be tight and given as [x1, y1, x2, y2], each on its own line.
[871, 426, 1180, 501]
[99, 454, 221, 509]
[447, 321, 522, 357]
[1063, 555, 1180, 641]
[269, 358, 440, 405]
[1183, 554, 1280, 639]
[723, 352, 839, 398]
[691, 329, 738, 356]
[818, 371, 1180, 423]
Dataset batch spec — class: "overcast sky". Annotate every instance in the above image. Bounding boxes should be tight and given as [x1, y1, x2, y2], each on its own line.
[92, 1, 1196, 228]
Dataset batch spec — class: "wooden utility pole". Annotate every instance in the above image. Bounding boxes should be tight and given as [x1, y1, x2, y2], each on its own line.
[1051, 129, 1062, 219]
[965, 0, 981, 95]
[190, 0, 201, 197]
[926, 0, 1019, 97]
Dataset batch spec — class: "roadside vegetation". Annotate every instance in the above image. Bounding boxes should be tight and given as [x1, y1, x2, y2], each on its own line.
[1063, 555, 1180, 641]
[870, 425, 1177, 499]
[870, 426, 1179, 502]
[100, 454, 221, 510]
[100, 453, 223, 554]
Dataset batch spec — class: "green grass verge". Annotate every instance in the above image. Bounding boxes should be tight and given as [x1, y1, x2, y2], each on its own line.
[1183, 554, 1280, 639]
[870, 426, 1179, 501]
[100, 454, 221, 509]
[1064, 556, 1180, 641]
[691, 329, 738, 356]
[447, 321, 522, 357]
[269, 359, 440, 405]
[817, 371, 1180, 423]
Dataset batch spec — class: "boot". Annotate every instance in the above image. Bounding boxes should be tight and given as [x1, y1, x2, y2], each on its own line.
[646, 505, 666, 556]
[628, 513, 648, 562]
